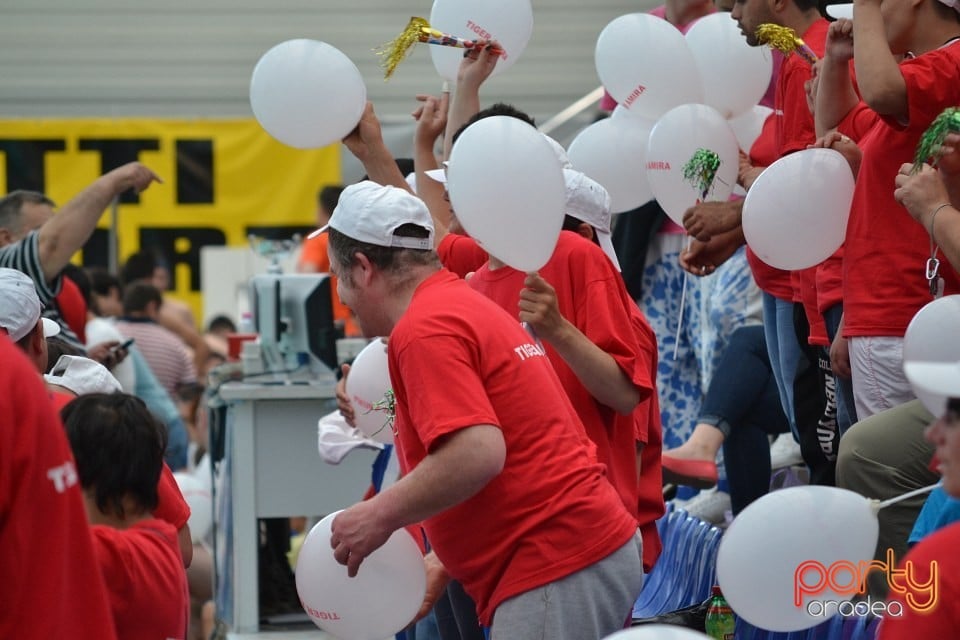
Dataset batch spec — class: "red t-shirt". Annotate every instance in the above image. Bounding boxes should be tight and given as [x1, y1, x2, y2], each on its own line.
[877, 521, 960, 639]
[437, 232, 488, 279]
[155, 462, 191, 530]
[745, 112, 795, 301]
[297, 232, 361, 337]
[838, 42, 960, 337]
[388, 270, 638, 625]
[92, 519, 190, 640]
[621, 307, 665, 571]
[468, 232, 652, 522]
[57, 275, 88, 344]
[0, 337, 117, 639]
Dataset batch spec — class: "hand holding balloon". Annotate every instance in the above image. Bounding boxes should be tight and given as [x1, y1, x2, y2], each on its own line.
[518, 272, 565, 341]
[330, 499, 393, 577]
[458, 39, 501, 89]
[342, 102, 387, 167]
[335, 363, 356, 427]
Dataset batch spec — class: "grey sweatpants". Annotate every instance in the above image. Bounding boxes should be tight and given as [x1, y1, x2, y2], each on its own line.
[490, 532, 643, 640]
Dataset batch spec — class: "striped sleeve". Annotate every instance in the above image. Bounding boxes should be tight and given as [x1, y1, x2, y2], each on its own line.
[0, 230, 62, 304]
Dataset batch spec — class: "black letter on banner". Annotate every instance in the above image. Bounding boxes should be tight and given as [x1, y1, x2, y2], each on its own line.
[79, 139, 160, 204]
[81, 229, 111, 269]
[175, 139, 214, 204]
[139, 227, 226, 292]
[0, 139, 66, 193]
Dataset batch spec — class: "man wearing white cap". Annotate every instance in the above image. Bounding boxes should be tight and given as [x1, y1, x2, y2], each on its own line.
[326, 181, 643, 640]
[0, 266, 62, 373]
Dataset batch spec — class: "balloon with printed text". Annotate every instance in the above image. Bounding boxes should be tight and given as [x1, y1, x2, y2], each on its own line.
[595, 13, 704, 120]
[645, 103, 739, 225]
[296, 511, 426, 640]
[567, 111, 654, 214]
[429, 0, 533, 81]
[250, 39, 366, 149]
[345, 338, 394, 444]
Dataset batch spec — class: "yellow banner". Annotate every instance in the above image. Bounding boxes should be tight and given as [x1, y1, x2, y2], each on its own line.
[0, 118, 341, 322]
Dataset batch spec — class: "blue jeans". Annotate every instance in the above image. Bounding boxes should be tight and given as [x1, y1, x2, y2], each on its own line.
[762, 292, 803, 440]
[822, 304, 857, 434]
[700, 325, 790, 514]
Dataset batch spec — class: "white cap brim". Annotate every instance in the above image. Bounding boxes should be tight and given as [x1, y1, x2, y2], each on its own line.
[904, 360, 960, 416]
[424, 168, 446, 184]
[596, 229, 621, 272]
[41, 317, 60, 338]
[825, 3, 852, 19]
[307, 224, 329, 240]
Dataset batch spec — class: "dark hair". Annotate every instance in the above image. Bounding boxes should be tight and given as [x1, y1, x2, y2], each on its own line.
[120, 250, 159, 287]
[122, 282, 163, 315]
[61, 393, 167, 518]
[327, 224, 438, 279]
[206, 314, 236, 334]
[46, 336, 85, 371]
[452, 102, 537, 146]
[359, 158, 415, 183]
[86, 267, 121, 297]
[0, 190, 55, 235]
[317, 185, 346, 215]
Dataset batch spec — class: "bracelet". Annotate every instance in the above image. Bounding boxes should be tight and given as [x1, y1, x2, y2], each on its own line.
[928, 203, 953, 242]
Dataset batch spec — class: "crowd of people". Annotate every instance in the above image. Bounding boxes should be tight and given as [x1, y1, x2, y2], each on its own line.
[2, 0, 960, 637]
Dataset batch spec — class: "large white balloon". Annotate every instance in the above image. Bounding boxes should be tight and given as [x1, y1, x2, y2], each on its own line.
[250, 39, 366, 149]
[296, 512, 426, 640]
[742, 148, 854, 270]
[685, 13, 773, 119]
[717, 486, 879, 632]
[345, 338, 393, 444]
[567, 114, 654, 214]
[173, 471, 212, 544]
[429, 0, 533, 81]
[903, 295, 960, 417]
[595, 14, 704, 120]
[728, 105, 773, 152]
[447, 116, 565, 272]
[645, 103, 739, 224]
[604, 626, 711, 639]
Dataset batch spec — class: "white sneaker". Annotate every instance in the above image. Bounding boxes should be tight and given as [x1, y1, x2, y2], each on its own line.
[769, 432, 804, 470]
[676, 487, 731, 525]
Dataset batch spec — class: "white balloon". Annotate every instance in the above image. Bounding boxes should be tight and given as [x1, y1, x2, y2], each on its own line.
[429, 0, 533, 81]
[345, 338, 393, 444]
[685, 13, 773, 119]
[567, 115, 654, 214]
[173, 471, 212, 544]
[742, 148, 854, 270]
[903, 295, 960, 416]
[250, 39, 366, 149]
[645, 103, 739, 224]
[604, 625, 711, 639]
[717, 486, 879, 632]
[595, 14, 704, 120]
[447, 116, 566, 272]
[728, 105, 773, 152]
[296, 512, 426, 640]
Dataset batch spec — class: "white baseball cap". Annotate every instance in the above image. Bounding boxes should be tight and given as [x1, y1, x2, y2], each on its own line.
[563, 169, 620, 272]
[0, 267, 60, 342]
[904, 360, 960, 417]
[326, 181, 434, 250]
[44, 355, 123, 396]
[825, 3, 852, 19]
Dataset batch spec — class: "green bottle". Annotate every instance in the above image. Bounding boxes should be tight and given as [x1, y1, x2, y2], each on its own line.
[705, 585, 736, 640]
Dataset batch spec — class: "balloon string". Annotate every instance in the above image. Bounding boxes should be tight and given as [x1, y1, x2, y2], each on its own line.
[872, 483, 940, 511]
[673, 235, 693, 361]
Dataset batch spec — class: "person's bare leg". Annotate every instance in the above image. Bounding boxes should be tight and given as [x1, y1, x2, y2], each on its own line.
[663, 423, 724, 461]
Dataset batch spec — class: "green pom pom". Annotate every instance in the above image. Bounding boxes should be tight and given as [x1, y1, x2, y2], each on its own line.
[683, 149, 722, 199]
[914, 107, 960, 173]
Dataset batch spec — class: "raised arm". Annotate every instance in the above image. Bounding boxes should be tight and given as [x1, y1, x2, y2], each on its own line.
[815, 19, 861, 136]
[443, 41, 500, 160]
[341, 102, 410, 191]
[413, 92, 453, 245]
[851, 0, 907, 119]
[39, 163, 161, 282]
